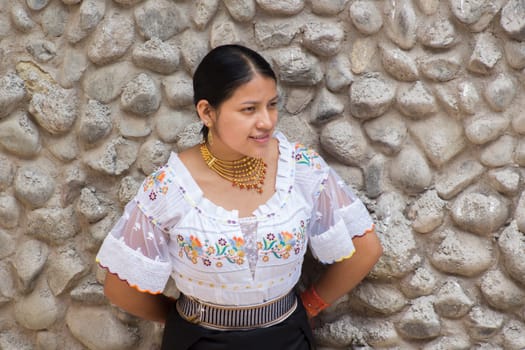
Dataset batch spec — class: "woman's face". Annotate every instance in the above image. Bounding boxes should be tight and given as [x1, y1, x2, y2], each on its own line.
[204, 73, 279, 160]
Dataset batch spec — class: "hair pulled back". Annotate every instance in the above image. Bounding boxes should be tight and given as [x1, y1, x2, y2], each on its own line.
[193, 44, 277, 140]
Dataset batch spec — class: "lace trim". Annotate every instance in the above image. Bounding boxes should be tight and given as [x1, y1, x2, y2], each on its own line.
[96, 234, 172, 294]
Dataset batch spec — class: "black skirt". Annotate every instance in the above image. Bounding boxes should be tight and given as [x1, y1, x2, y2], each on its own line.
[161, 295, 315, 350]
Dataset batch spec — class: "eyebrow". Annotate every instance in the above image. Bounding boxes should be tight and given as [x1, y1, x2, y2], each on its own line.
[240, 95, 279, 105]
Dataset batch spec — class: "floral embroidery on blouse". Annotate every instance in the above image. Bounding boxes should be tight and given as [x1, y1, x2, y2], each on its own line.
[259, 221, 306, 262]
[143, 167, 171, 201]
[294, 143, 322, 170]
[176, 234, 246, 267]
[175, 222, 306, 268]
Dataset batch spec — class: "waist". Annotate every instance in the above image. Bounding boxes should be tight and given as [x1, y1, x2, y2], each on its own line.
[176, 290, 298, 331]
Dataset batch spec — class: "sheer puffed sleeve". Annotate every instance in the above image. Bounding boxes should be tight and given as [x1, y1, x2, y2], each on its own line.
[294, 145, 374, 264]
[96, 166, 179, 294]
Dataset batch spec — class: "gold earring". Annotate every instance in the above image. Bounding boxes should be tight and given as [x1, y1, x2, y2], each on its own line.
[208, 125, 214, 146]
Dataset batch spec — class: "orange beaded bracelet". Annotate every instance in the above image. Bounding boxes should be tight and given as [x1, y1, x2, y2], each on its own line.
[300, 286, 330, 318]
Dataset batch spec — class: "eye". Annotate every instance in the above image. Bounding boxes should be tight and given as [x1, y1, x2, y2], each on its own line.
[242, 106, 256, 113]
[268, 101, 278, 109]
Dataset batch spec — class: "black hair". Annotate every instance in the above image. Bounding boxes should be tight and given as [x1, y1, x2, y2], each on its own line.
[193, 44, 277, 140]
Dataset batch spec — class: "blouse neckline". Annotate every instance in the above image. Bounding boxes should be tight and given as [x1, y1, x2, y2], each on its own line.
[167, 131, 295, 223]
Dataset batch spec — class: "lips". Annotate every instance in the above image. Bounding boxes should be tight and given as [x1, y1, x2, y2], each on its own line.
[250, 134, 270, 142]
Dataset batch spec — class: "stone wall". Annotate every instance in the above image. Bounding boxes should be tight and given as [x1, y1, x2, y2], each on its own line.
[1, 0, 525, 349]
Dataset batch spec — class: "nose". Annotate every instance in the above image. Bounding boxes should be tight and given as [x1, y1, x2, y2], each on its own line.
[256, 107, 274, 129]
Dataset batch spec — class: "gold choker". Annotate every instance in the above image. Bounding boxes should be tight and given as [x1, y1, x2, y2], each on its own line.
[200, 143, 267, 194]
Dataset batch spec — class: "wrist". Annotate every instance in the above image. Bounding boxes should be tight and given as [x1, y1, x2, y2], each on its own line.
[300, 285, 329, 318]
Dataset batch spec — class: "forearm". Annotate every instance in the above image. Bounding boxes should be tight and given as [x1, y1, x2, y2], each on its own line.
[104, 272, 173, 323]
[313, 229, 383, 305]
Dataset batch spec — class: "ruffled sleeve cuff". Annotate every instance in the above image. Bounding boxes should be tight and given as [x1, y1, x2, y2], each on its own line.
[96, 234, 172, 294]
[309, 200, 374, 264]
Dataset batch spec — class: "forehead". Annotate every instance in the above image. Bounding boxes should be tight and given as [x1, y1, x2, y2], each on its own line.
[227, 74, 277, 102]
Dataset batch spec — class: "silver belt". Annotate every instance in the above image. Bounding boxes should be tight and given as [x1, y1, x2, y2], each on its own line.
[176, 291, 297, 330]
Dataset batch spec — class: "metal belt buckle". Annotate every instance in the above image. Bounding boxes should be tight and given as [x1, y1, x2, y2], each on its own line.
[187, 299, 205, 324]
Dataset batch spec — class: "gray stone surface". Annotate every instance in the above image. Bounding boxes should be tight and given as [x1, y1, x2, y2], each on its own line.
[466, 306, 504, 340]
[464, 113, 509, 145]
[137, 139, 171, 175]
[26, 206, 79, 245]
[223, 0, 256, 22]
[66, 306, 139, 350]
[468, 32, 502, 75]
[484, 73, 517, 112]
[396, 81, 437, 118]
[0, 193, 20, 229]
[302, 21, 344, 56]
[0, 72, 26, 119]
[310, 87, 343, 124]
[418, 54, 461, 82]
[162, 73, 193, 108]
[311, 0, 348, 16]
[410, 115, 465, 167]
[255, 0, 304, 15]
[254, 21, 298, 49]
[325, 55, 353, 92]
[502, 320, 525, 350]
[58, 47, 89, 88]
[418, 18, 458, 49]
[384, 0, 417, 50]
[10, 3, 34, 33]
[350, 282, 407, 315]
[487, 167, 521, 196]
[504, 40, 525, 69]
[47, 246, 89, 295]
[400, 266, 437, 298]
[430, 229, 493, 277]
[14, 279, 59, 330]
[450, 0, 504, 32]
[14, 165, 55, 208]
[397, 296, 441, 339]
[66, 0, 106, 44]
[480, 135, 516, 167]
[379, 44, 418, 82]
[363, 113, 407, 155]
[13, 239, 49, 290]
[84, 137, 140, 176]
[407, 190, 446, 234]
[134, 0, 188, 40]
[458, 81, 481, 114]
[498, 221, 525, 286]
[350, 73, 395, 120]
[82, 62, 138, 103]
[272, 47, 323, 86]
[390, 147, 432, 194]
[349, 1, 382, 35]
[501, 0, 525, 41]
[192, 0, 219, 30]
[87, 11, 134, 65]
[435, 159, 485, 199]
[434, 279, 474, 318]
[350, 37, 376, 74]
[132, 38, 180, 74]
[0, 229, 15, 259]
[0, 261, 15, 305]
[210, 21, 240, 49]
[77, 187, 109, 223]
[79, 100, 112, 144]
[120, 73, 160, 116]
[320, 118, 369, 166]
[480, 269, 525, 311]
[0, 112, 41, 158]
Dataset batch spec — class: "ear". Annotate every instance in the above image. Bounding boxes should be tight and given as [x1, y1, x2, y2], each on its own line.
[196, 100, 216, 125]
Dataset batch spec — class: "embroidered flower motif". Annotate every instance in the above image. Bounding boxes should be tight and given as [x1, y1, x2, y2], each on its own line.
[143, 168, 171, 200]
[260, 226, 306, 261]
[294, 143, 322, 170]
[176, 234, 246, 267]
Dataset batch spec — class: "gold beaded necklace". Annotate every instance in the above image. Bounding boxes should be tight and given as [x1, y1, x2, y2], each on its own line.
[200, 142, 267, 194]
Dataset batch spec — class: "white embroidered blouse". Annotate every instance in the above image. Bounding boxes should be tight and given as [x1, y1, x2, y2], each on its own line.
[96, 132, 374, 306]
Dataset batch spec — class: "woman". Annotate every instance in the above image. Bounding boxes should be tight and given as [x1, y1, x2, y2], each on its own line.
[96, 44, 383, 350]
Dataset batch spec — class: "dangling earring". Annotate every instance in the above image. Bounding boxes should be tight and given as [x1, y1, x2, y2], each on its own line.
[207, 122, 214, 146]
